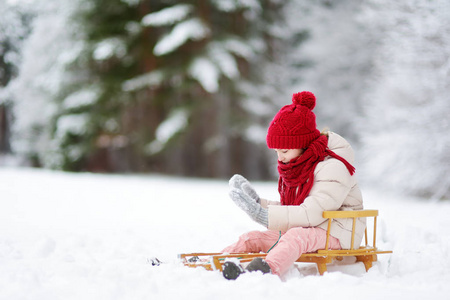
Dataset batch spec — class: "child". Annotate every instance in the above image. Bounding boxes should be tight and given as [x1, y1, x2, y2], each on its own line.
[222, 91, 365, 279]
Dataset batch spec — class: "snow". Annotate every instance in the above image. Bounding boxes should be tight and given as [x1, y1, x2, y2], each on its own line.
[186, 40, 254, 93]
[1, 168, 449, 300]
[221, 38, 256, 59]
[188, 57, 220, 93]
[55, 114, 89, 139]
[146, 109, 189, 155]
[62, 89, 98, 110]
[93, 38, 127, 61]
[121, 70, 164, 92]
[152, 18, 210, 56]
[208, 43, 239, 79]
[211, 0, 261, 13]
[141, 4, 193, 27]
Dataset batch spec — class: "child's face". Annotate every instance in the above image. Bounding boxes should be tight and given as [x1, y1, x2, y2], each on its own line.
[274, 149, 305, 164]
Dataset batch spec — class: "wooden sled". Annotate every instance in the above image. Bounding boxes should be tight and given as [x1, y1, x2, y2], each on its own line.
[179, 209, 392, 275]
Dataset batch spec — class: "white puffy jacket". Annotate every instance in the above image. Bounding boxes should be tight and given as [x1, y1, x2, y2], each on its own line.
[261, 132, 365, 249]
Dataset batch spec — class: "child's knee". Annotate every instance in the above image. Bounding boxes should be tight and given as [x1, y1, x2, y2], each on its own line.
[238, 230, 262, 243]
[237, 231, 266, 250]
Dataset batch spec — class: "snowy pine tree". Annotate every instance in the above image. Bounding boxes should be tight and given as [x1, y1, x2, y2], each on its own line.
[8, 0, 87, 169]
[0, 1, 33, 156]
[54, 0, 285, 177]
[359, 0, 450, 199]
[281, 0, 373, 144]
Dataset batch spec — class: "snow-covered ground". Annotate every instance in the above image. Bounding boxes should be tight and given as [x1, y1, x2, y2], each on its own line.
[1, 168, 449, 300]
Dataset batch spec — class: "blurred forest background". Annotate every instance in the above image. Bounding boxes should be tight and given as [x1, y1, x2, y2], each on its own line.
[0, 0, 449, 199]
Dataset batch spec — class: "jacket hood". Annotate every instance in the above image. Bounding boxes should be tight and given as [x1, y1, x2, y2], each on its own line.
[327, 132, 355, 164]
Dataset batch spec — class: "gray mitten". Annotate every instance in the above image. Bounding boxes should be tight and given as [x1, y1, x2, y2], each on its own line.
[229, 188, 268, 227]
[241, 182, 260, 204]
[229, 174, 260, 204]
[229, 174, 250, 190]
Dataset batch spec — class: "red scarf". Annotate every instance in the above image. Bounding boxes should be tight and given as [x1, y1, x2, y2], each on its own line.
[278, 135, 355, 206]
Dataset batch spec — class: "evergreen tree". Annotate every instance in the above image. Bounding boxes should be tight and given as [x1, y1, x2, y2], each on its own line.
[282, 0, 373, 145]
[8, 0, 87, 168]
[60, 0, 286, 177]
[0, 1, 32, 155]
[359, 0, 450, 199]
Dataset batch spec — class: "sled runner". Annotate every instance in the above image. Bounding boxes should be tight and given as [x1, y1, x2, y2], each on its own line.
[179, 209, 392, 275]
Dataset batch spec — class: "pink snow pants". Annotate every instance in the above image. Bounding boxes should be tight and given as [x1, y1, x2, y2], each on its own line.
[222, 227, 341, 276]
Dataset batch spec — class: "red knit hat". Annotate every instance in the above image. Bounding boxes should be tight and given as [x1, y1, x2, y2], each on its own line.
[266, 91, 321, 149]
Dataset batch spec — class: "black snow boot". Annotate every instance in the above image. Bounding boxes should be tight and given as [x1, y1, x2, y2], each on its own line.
[223, 261, 245, 280]
[223, 258, 271, 280]
[246, 257, 271, 274]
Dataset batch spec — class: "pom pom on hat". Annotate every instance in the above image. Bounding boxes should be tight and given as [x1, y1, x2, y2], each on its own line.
[292, 91, 316, 110]
[266, 91, 320, 149]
